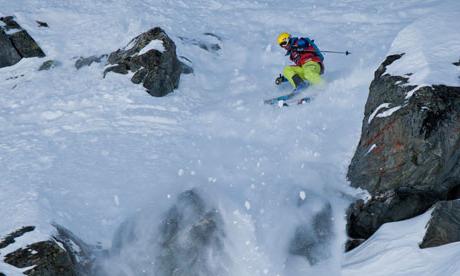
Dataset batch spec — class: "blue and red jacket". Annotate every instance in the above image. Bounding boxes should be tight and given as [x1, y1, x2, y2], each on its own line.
[286, 37, 324, 73]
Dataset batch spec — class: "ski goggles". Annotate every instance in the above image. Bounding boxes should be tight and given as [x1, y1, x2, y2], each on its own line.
[279, 40, 289, 47]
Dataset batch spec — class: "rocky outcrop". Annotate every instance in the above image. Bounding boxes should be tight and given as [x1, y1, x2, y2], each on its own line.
[346, 54, 460, 248]
[104, 189, 227, 276]
[289, 204, 333, 265]
[155, 190, 227, 276]
[0, 16, 45, 68]
[0, 224, 96, 275]
[347, 187, 440, 243]
[420, 200, 460, 248]
[104, 27, 188, 97]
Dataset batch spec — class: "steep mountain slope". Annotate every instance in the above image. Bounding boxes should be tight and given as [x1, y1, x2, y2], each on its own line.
[0, 0, 457, 275]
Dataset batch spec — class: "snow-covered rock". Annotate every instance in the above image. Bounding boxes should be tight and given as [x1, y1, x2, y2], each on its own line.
[289, 203, 334, 265]
[0, 224, 96, 275]
[347, 3, 460, 247]
[0, 16, 45, 68]
[104, 27, 185, 97]
[98, 189, 228, 276]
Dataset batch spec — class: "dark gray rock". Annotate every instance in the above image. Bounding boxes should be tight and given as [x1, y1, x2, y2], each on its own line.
[1, 224, 96, 276]
[178, 33, 222, 54]
[36, 21, 49, 28]
[38, 59, 60, 71]
[0, 16, 45, 68]
[346, 53, 460, 242]
[75, 54, 107, 70]
[0, 29, 22, 67]
[344, 238, 365, 252]
[348, 54, 460, 195]
[155, 190, 227, 276]
[347, 187, 441, 241]
[179, 56, 193, 75]
[420, 200, 460, 248]
[9, 30, 46, 58]
[104, 27, 183, 97]
[106, 189, 228, 276]
[0, 226, 35, 249]
[289, 204, 334, 265]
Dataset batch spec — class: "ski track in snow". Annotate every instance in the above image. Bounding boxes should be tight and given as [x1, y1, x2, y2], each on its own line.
[0, 0, 458, 275]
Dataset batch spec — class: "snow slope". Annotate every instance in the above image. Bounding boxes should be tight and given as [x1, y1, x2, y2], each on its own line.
[386, 1, 460, 98]
[343, 211, 460, 276]
[0, 0, 459, 275]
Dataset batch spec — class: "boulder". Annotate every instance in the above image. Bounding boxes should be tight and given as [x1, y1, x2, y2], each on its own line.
[420, 200, 460, 248]
[0, 16, 45, 68]
[154, 190, 227, 276]
[104, 27, 187, 97]
[0, 26, 22, 68]
[0, 224, 96, 275]
[346, 53, 460, 244]
[105, 189, 228, 276]
[289, 204, 334, 265]
[38, 60, 60, 71]
[347, 187, 440, 242]
[74, 55, 107, 70]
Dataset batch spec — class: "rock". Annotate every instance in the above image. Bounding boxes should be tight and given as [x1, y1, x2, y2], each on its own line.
[106, 189, 228, 276]
[38, 59, 60, 71]
[0, 28, 22, 67]
[346, 53, 460, 242]
[420, 200, 460, 248]
[179, 56, 194, 74]
[1, 224, 97, 275]
[155, 190, 227, 276]
[347, 187, 441, 241]
[178, 33, 222, 54]
[289, 204, 334, 265]
[104, 27, 183, 97]
[74, 55, 107, 70]
[344, 238, 365, 252]
[0, 226, 36, 249]
[0, 16, 45, 68]
[36, 21, 49, 28]
[348, 54, 460, 195]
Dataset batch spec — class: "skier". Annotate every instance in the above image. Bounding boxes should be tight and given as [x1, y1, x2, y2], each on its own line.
[276, 32, 324, 91]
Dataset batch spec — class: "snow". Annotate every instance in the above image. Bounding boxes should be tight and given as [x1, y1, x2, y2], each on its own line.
[386, 1, 460, 92]
[368, 103, 403, 123]
[0, 0, 459, 275]
[366, 144, 377, 155]
[138, 39, 165, 55]
[376, 105, 402, 118]
[368, 103, 391, 124]
[343, 211, 460, 276]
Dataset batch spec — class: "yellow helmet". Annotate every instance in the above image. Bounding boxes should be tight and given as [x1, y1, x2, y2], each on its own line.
[277, 32, 291, 46]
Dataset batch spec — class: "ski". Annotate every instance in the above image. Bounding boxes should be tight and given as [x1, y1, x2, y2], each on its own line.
[264, 91, 299, 105]
[283, 96, 311, 106]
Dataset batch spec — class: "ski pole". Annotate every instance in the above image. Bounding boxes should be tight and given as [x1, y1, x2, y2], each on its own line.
[321, 50, 351, 55]
[303, 50, 351, 55]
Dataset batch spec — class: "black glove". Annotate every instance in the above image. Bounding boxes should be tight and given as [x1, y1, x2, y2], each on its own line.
[275, 74, 287, 85]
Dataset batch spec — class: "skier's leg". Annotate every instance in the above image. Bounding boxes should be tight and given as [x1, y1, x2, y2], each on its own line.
[301, 61, 323, 85]
[283, 65, 304, 88]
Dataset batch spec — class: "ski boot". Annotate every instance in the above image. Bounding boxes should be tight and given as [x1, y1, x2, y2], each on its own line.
[292, 75, 309, 92]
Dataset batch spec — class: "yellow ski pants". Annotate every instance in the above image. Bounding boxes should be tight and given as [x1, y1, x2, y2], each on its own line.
[283, 61, 323, 88]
